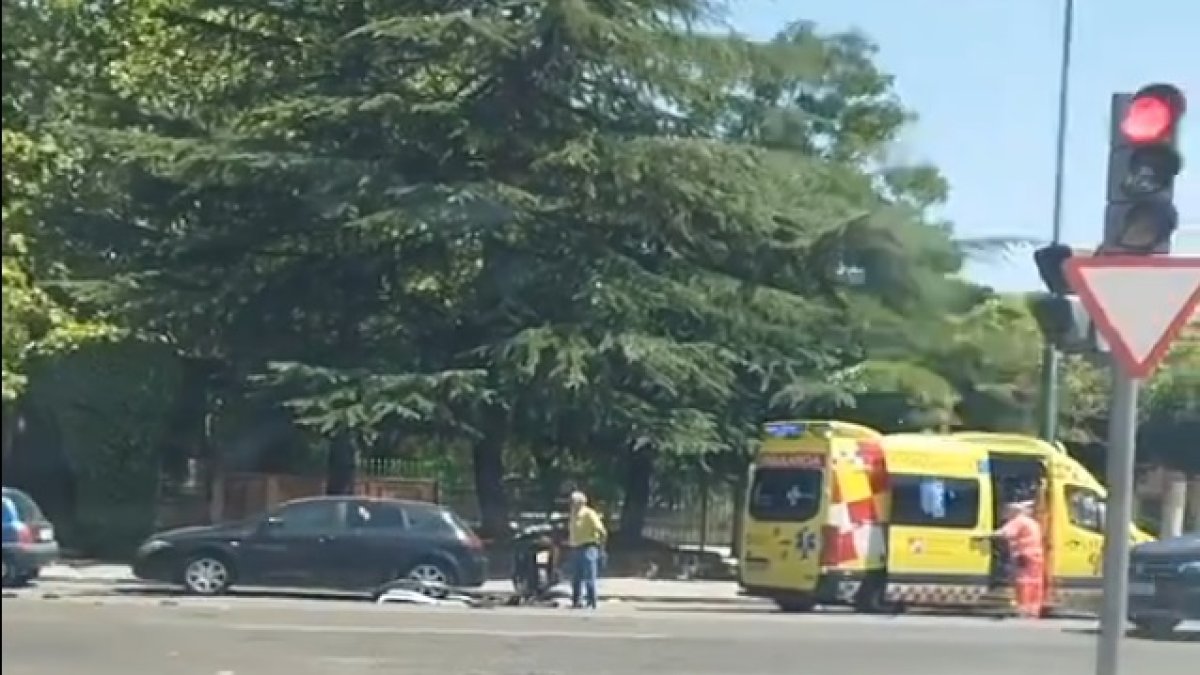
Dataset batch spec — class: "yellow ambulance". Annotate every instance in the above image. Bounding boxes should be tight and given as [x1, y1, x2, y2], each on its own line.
[738, 420, 1151, 613]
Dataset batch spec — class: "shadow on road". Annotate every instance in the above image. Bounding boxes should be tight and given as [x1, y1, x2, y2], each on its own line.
[109, 584, 368, 603]
[634, 605, 792, 615]
[633, 604, 1028, 621]
[1062, 626, 1199, 644]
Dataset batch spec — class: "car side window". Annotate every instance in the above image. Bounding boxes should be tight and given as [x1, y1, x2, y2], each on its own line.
[274, 500, 344, 535]
[1065, 485, 1106, 534]
[350, 501, 408, 530]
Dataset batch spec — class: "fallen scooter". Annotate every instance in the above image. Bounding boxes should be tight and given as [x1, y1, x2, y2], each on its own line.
[374, 578, 478, 607]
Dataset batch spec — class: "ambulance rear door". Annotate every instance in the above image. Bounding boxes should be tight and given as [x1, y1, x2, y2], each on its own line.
[740, 426, 830, 594]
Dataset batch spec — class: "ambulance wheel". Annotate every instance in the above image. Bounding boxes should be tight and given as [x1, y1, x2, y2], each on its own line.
[1132, 616, 1180, 638]
[774, 596, 816, 613]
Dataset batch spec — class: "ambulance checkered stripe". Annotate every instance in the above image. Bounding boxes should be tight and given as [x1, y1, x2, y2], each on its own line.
[836, 581, 1097, 611]
[821, 440, 890, 567]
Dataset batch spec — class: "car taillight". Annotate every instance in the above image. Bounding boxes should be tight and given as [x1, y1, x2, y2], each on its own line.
[17, 524, 34, 544]
[459, 529, 484, 551]
[444, 512, 485, 550]
[468, 532, 485, 550]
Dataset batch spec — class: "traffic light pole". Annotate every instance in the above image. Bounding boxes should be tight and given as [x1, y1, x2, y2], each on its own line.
[1095, 369, 1139, 675]
[1037, 345, 1060, 439]
[1087, 78, 1187, 675]
[1036, 0, 1074, 441]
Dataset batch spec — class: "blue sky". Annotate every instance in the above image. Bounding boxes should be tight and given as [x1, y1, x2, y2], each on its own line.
[729, 0, 1200, 292]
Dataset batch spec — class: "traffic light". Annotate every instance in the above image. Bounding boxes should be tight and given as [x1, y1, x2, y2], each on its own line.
[1103, 84, 1187, 254]
[1028, 294, 1092, 353]
[1030, 243, 1094, 352]
[1033, 243, 1073, 295]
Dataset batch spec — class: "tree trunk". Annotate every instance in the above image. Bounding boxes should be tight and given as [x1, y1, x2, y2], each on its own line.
[1188, 476, 1200, 532]
[532, 451, 561, 516]
[471, 412, 510, 539]
[1, 402, 17, 466]
[617, 445, 654, 544]
[325, 433, 357, 495]
[729, 460, 751, 559]
[1160, 469, 1188, 538]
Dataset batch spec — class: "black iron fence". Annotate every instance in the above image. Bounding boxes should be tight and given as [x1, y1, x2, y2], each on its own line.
[356, 457, 738, 548]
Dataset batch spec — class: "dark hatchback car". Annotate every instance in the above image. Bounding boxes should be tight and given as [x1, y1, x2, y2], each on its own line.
[2, 487, 59, 587]
[1128, 532, 1200, 636]
[133, 496, 487, 595]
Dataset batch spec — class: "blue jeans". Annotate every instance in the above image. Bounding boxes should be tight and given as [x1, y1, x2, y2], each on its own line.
[570, 544, 600, 608]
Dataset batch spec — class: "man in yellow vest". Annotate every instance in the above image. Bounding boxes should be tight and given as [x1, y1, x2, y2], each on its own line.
[567, 490, 607, 609]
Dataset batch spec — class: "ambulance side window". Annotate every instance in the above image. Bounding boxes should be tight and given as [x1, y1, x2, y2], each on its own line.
[890, 475, 980, 528]
[1065, 485, 1106, 534]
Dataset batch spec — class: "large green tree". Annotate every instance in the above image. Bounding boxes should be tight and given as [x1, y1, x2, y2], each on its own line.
[1141, 338, 1200, 472]
[715, 21, 1044, 438]
[2, 0, 123, 410]
[34, 0, 1192, 549]
[78, 0, 894, 534]
[73, 2, 1058, 537]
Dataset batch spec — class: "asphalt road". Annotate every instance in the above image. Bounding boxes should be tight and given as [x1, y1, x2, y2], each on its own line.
[3, 593, 1195, 675]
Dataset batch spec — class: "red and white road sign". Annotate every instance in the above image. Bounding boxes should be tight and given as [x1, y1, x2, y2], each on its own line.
[1063, 256, 1200, 379]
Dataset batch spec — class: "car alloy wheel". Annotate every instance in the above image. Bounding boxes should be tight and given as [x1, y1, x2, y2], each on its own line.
[183, 556, 231, 595]
[407, 562, 451, 586]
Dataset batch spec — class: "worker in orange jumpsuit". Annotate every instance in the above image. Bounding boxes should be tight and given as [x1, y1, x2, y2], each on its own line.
[989, 501, 1046, 618]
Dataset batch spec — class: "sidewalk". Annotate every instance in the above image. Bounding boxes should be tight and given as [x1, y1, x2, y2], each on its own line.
[38, 563, 756, 605]
[39, 563, 132, 583]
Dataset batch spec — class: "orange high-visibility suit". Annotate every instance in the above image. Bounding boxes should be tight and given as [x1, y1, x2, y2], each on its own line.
[998, 512, 1046, 618]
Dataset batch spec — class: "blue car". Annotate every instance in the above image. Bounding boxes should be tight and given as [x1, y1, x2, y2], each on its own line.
[2, 487, 59, 587]
[1128, 531, 1200, 636]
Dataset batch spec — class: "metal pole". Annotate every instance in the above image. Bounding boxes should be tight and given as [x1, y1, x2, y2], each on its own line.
[1095, 370, 1139, 675]
[1037, 0, 1076, 441]
[1049, 0, 1074, 245]
[1037, 346, 1061, 439]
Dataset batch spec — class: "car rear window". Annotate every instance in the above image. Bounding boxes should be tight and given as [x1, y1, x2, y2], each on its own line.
[1, 489, 45, 523]
[748, 468, 823, 522]
[406, 505, 460, 536]
[443, 511, 476, 537]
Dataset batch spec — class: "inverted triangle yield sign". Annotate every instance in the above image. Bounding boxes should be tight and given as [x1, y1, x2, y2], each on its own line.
[1063, 256, 1200, 378]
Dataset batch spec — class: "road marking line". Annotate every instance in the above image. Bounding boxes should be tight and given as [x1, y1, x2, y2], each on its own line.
[229, 623, 666, 640]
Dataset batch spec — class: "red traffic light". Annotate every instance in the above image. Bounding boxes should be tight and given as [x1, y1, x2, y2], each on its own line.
[1121, 97, 1172, 143]
[1120, 84, 1186, 144]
